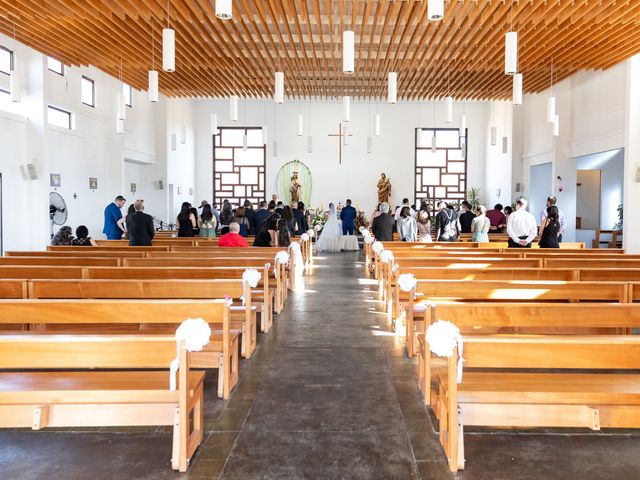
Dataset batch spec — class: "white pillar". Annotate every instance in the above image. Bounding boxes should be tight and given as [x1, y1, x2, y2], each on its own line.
[624, 54, 640, 252]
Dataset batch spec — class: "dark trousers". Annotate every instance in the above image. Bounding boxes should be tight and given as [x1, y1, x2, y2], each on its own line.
[343, 224, 354, 235]
[508, 235, 532, 248]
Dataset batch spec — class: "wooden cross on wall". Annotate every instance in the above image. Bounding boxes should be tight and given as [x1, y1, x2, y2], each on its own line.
[327, 123, 353, 164]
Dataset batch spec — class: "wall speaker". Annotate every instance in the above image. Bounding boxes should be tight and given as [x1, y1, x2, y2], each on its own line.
[20, 163, 37, 181]
[515, 182, 521, 192]
[158, 180, 164, 190]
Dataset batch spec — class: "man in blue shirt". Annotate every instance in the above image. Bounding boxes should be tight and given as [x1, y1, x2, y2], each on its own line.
[340, 199, 357, 235]
[103, 195, 126, 240]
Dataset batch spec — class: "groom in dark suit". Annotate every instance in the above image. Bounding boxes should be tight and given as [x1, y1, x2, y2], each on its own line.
[340, 199, 357, 235]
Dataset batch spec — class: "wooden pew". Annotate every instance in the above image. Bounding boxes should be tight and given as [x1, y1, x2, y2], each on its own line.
[0, 257, 120, 267]
[28, 279, 258, 359]
[5, 251, 146, 258]
[47, 246, 170, 252]
[432, 334, 640, 472]
[0, 299, 237, 399]
[0, 334, 203, 472]
[0, 266, 87, 279]
[544, 258, 640, 269]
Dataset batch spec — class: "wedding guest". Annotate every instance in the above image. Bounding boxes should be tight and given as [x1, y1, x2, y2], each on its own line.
[198, 203, 217, 238]
[394, 198, 416, 220]
[277, 218, 291, 247]
[103, 195, 126, 240]
[254, 213, 280, 247]
[177, 202, 196, 237]
[293, 202, 309, 236]
[122, 203, 135, 239]
[253, 201, 271, 235]
[416, 210, 432, 242]
[243, 200, 256, 235]
[281, 205, 296, 236]
[459, 200, 475, 234]
[275, 201, 284, 216]
[211, 202, 221, 226]
[234, 206, 250, 237]
[507, 197, 537, 248]
[126, 199, 155, 246]
[219, 200, 234, 235]
[267, 200, 276, 212]
[397, 206, 417, 242]
[218, 222, 249, 247]
[539, 205, 561, 248]
[370, 203, 382, 224]
[471, 205, 490, 242]
[51, 226, 73, 245]
[504, 205, 513, 220]
[340, 199, 357, 235]
[434, 201, 459, 241]
[371, 203, 395, 241]
[486, 203, 507, 233]
[71, 225, 97, 246]
[189, 206, 200, 236]
[539, 196, 567, 242]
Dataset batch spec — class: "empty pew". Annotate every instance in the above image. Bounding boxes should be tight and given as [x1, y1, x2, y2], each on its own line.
[0, 334, 204, 472]
[0, 257, 120, 267]
[5, 251, 146, 258]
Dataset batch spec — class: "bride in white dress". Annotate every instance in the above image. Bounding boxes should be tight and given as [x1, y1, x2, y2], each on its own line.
[316, 203, 343, 252]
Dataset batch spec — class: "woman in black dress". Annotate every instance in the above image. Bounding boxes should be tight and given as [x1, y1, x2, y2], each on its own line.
[538, 205, 560, 248]
[281, 205, 296, 236]
[219, 200, 234, 235]
[253, 213, 280, 247]
[176, 202, 196, 237]
[71, 225, 97, 246]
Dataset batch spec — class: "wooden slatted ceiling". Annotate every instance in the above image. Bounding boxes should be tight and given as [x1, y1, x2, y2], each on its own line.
[0, 0, 639, 101]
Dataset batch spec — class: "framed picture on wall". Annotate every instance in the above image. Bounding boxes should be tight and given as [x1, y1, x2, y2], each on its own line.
[89, 177, 97, 190]
[130, 183, 136, 193]
[177, 186, 183, 195]
[50, 173, 61, 188]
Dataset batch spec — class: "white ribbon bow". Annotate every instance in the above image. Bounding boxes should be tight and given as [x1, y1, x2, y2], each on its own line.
[170, 318, 212, 391]
[425, 320, 464, 383]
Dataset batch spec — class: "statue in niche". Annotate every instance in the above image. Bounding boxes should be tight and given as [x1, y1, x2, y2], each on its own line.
[289, 172, 302, 204]
[377, 173, 392, 204]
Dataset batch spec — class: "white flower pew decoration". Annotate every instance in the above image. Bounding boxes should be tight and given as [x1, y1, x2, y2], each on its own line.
[241, 268, 262, 306]
[364, 235, 375, 245]
[361, 228, 370, 237]
[359, 226, 365, 233]
[170, 318, 212, 391]
[426, 320, 464, 383]
[372, 241, 384, 254]
[398, 273, 417, 293]
[307, 229, 315, 238]
[290, 242, 304, 277]
[314, 224, 322, 232]
[301, 233, 310, 242]
[275, 250, 290, 265]
[379, 250, 394, 264]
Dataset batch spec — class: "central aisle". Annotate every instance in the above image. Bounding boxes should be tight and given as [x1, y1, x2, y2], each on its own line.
[212, 252, 429, 479]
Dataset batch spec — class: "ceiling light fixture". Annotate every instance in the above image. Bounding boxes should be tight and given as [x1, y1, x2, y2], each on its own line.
[148, 25, 159, 102]
[162, 0, 175, 72]
[343, 96, 351, 122]
[215, 0, 232, 20]
[343, 30, 355, 74]
[428, 0, 444, 21]
[513, 73, 523, 105]
[388, 72, 397, 104]
[274, 71, 284, 103]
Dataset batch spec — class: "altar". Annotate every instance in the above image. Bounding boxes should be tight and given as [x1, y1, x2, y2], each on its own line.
[315, 234, 359, 253]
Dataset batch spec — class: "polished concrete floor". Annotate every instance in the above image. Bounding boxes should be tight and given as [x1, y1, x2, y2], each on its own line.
[1, 252, 640, 479]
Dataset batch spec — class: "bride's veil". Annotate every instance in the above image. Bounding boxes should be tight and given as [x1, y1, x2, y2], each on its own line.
[329, 203, 336, 217]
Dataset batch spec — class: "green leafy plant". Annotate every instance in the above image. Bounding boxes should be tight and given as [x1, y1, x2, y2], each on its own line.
[614, 203, 623, 230]
[466, 186, 483, 210]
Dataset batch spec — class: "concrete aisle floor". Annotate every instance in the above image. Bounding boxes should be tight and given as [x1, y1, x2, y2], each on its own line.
[1, 252, 640, 479]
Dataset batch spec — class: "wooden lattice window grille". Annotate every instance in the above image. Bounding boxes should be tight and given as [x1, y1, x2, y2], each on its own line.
[213, 126, 266, 206]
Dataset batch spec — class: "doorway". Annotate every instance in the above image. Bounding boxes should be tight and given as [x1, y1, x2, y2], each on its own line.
[529, 162, 552, 222]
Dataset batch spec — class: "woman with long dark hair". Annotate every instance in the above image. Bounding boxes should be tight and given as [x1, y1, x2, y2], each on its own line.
[281, 205, 295, 236]
[198, 203, 217, 238]
[233, 206, 250, 237]
[277, 218, 291, 247]
[538, 205, 560, 248]
[177, 202, 196, 237]
[253, 213, 280, 247]
[219, 200, 234, 235]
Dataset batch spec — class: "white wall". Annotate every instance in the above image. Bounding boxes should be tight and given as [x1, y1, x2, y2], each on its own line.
[576, 170, 601, 229]
[194, 99, 502, 215]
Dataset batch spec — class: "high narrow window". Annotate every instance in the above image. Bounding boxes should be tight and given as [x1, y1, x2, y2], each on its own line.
[47, 105, 72, 129]
[122, 83, 133, 107]
[0, 47, 12, 75]
[47, 57, 64, 75]
[81, 76, 95, 107]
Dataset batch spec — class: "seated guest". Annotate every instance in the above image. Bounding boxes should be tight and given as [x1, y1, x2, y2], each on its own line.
[371, 203, 395, 241]
[458, 200, 475, 234]
[51, 226, 73, 245]
[254, 213, 280, 247]
[218, 222, 249, 247]
[71, 225, 97, 246]
[126, 199, 155, 246]
[293, 202, 309, 235]
[486, 203, 507, 233]
[507, 197, 537, 248]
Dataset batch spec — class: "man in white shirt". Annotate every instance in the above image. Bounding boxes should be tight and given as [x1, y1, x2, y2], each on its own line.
[539, 195, 567, 242]
[507, 197, 538, 248]
[394, 198, 416, 220]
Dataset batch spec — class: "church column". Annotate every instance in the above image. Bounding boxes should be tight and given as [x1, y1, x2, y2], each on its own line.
[623, 54, 640, 253]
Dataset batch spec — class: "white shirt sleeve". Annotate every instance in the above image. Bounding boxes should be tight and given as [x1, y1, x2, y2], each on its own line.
[506, 214, 519, 243]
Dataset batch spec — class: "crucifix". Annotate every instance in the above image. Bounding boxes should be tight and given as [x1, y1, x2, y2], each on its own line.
[327, 123, 353, 165]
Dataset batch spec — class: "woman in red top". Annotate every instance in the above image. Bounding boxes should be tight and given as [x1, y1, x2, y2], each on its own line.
[218, 222, 249, 247]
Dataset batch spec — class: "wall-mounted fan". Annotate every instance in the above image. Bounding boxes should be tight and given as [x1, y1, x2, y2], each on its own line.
[49, 191, 68, 238]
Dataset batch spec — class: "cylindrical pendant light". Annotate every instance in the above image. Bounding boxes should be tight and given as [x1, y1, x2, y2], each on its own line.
[459, 114, 466, 137]
[170, 133, 177, 151]
[505, 31, 518, 75]
[210, 113, 218, 136]
[215, 0, 232, 20]
[367, 136, 372, 154]
[307, 136, 313, 153]
[148, 70, 159, 102]
[180, 123, 186, 144]
[162, 28, 175, 72]
[553, 115, 560, 137]
[343, 124, 349, 145]
[445, 96, 453, 123]
[343, 30, 355, 74]
[117, 94, 126, 120]
[387, 72, 397, 104]
[274, 71, 284, 103]
[461, 141, 467, 158]
[428, 0, 444, 21]
[491, 126, 497, 146]
[547, 96, 556, 123]
[513, 73, 523, 105]
[116, 119, 124, 134]
[262, 126, 268, 144]
[343, 96, 351, 122]
[502, 136, 508, 154]
[9, 67, 20, 102]
[375, 113, 381, 136]
[297, 113, 303, 136]
[230, 95, 238, 121]
[431, 134, 437, 153]
[242, 133, 248, 151]
[273, 141, 278, 157]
